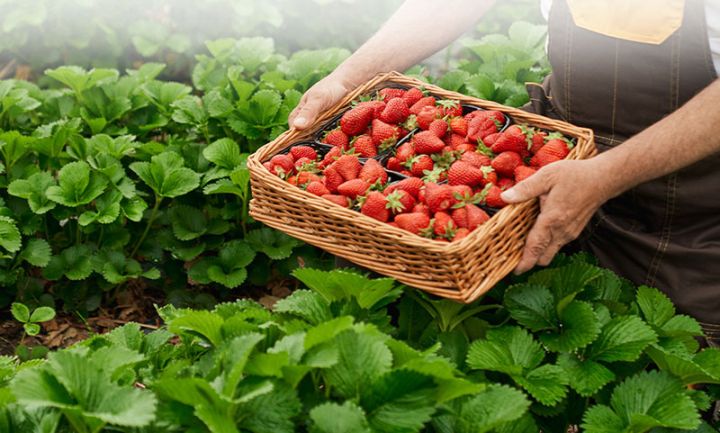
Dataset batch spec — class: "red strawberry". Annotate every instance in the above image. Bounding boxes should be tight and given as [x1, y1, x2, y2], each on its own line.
[497, 177, 515, 190]
[491, 151, 523, 177]
[359, 159, 388, 185]
[451, 203, 489, 230]
[294, 157, 314, 171]
[445, 133, 466, 149]
[332, 154, 362, 181]
[461, 151, 491, 168]
[403, 87, 424, 107]
[379, 88, 406, 102]
[395, 141, 416, 163]
[323, 129, 350, 149]
[361, 191, 390, 222]
[428, 119, 448, 138]
[395, 212, 431, 235]
[322, 194, 350, 207]
[361, 100, 387, 118]
[306, 181, 330, 196]
[320, 146, 343, 168]
[386, 156, 403, 172]
[452, 227, 470, 241]
[380, 98, 410, 124]
[514, 165, 538, 183]
[290, 145, 317, 161]
[340, 105, 374, 136]
[484, 184, 507, 208]
[386, 190, 416, 215]
[416, 105, 440, 130]
[337, 179, 370, 199]
[296, 171, 321, 186]
[449, 117, 468, 136]
[406, 154, 434, 177]
[409, 96, 436, 115]
[322, 166, 344, 193]
[491, 125, 528, 154]
[286, 175, 297, 186]
[437, 99, 462, 117]
[433, 211, 457, 237]
[352, 134, 377, 158]
[483, 132, 501, 147]
[423, 183, 455, 213]
[467, 110, 505, 124]
[530, 136, 572, 167]
[413, 131, 445, 154]
[412, 203, 431, 215]
[450, 184, 474, 200]
[467, 117, 498, 142]
[530, 130, 547, 154]
[371, 119, 399, 149]
[263, 161, 274, 172]
[480, 166, 497, 186]
[448, 161, 485, 187]
[386, 177, 424, 199]
[270, 154, 295, 176]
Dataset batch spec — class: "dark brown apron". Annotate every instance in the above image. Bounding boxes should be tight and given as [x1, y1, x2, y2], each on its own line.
[526, 0, 720, 333]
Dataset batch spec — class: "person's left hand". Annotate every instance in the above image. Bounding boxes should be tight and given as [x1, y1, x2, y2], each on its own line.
[500, 158, 617, 274]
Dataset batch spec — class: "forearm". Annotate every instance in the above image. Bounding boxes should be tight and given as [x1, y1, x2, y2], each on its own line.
[331, 0, 496, 87]
[594, 79, 720, 198]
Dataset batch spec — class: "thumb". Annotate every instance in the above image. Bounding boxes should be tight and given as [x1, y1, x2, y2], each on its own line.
[501, 171, 551, 203]
[291, 97, 326, 130]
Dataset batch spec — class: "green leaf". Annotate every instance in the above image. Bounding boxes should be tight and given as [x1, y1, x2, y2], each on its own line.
[309, 402, 371, 433]
[646, 345, 720, 385]
[130, 151, 200, 198]
[557, 353, 615, 397]
[456, 385, 531, 433]
[588, 315, 657, 362]
[238, 382, 301, 433]
[0, 216, 21, 253]
[46, 161, 108, 207]
[45, 66, 118, 94]
[291, 268, 402, 310]
[274, 290, 332, 326]
[24, 323, 41, 336]
[636, 286, 675, 327]
[515, 364, 568, 406]
[18, 238, 51, 267]
[11, 302, 30, 323]
[246, 228, 301, 260]
[582, 371, 700, 433]
[203, 138, 245, 170]
[234, 37, 275, 72]
[464, 73, 495, 99]
[43, 245, 94, 281]
[466, 327, 544, 375]
[538, 300, 601, 352]
[171, 95, 208, 126]
[167, 310, 224, 346]
[170, 205, 206, 241]
[504, 284, 557, 331]
[29, 307, 55, 323]
[323, 328, 392, 399]
[438, 70, 471, 92]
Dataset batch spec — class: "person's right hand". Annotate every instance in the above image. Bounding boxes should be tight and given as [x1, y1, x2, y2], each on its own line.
[288, 74, 356, 130]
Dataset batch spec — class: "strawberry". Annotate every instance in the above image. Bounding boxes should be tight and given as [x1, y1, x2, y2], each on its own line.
[428, 119, 448, 138]
[413, 131, 445, 154]
[448, 161, 485, 187]
[450, 184, 474, 200]
[467, 117, 498, 142]
[480, 166, 497, 186]
[322, 194, 351, 207]
[320, 146, 343, 168]
[466, 110, 505, 124]
[409, 96, 436, 115]
[491, 151, 523, 177]
[340, 105, 374, 136]
[412, 202, 431, 215]
[332, 154, 362, 181]
[286, 176, 298, 186]
[437, 99, 462, 117]
[449, 117, 468, 136]
[461, 151, 491, 168]
[359, 158, 388, 185]
[445, 133, 466, 149]
[352, 134, 377, 158]
[294, 157, 314, 171]
[406, 154, 434, 177]
[530, 130, 546, 154]
[263, 161, 274, 172]
[388, 222, 400, 228]
[306, 181, 330, 196]
[357, 100, 386, 118]
[484, 184, 507, 208]
[322, 166, 344, 193]
[379, 88, 406, 102]
[296, 171, 321, 186]
[451, 203, 489, 230]
[452, 227, 470, 241]
[395, 141, 416, 163]
[386, 177, 424, 199]
[380, 98, 410, 124]
[269, 154, 295, 177]
[483, 132, 501, 147]
[323, 128, 350, 149]
[416, 105, 440, 130]
[395, 212, 431, 235]
[433, 211, 457, 237]
[530, 135, 573, 167]
[361, 191, 390, 222]
[403, 87, 424, 107]
[497, 177, 515, 190]
[338, 178, 370, 199]
[514, 165, 537, 182]
[290, 145, 317, 161]
[386, 190, 416, 215]
[423, 183, 455, 213]
[491, 125, 528, 154]
[371, 119, 399, 149]
[386, 156, 403, 172]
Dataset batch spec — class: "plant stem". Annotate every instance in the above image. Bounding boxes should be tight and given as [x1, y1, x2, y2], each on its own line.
[130, 194, 162, 258]
[75, 219, 81, 245]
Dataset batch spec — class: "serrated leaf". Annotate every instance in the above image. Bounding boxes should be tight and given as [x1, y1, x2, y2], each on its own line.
[539, 300, 600, 352]
[504, 284, 557, 331]
[0, 216, 21, 253]
[19, 238, 51, 267]
[274, 290, 332, 326]
[661, 314, 703, 337]
[291, 268, 402, 310]
[557, 353, 615, 397]
[514, 364, 568, 406]
[456, 385, 531, 433]
[636, 286, 675, 327]
[467, 327, 544, 375]
[207, 265, 247, 288]
[588, 315, 657, 362]
[203, 138, 246, 170]
[46, 161, 108, 207]
[246, 227, 301, 260]
[7, 172, 57, 214]
[130, 151, 200, 198]
[309, 401, 371, 433]
[167, 310, 224, 346]
[170, 204, 206, 240]
[24, 323, 41, 336]
[238, 382, 300, 433]
[646, 345, 720, 385]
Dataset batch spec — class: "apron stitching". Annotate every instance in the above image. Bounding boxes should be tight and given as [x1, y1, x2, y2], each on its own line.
[565, 4, 573, 122]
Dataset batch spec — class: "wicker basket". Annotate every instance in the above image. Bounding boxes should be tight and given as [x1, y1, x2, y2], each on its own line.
[247, 71, 596, 303]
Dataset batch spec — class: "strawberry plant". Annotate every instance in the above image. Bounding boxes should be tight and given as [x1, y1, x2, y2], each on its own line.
[0, 255, 718, 433]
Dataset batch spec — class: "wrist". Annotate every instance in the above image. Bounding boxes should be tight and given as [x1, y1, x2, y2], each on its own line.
[585, 153, 627, 201]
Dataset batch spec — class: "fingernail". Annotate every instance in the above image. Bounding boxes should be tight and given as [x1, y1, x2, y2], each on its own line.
[294, 117, 307, 128]
[501, 189, 517, 202]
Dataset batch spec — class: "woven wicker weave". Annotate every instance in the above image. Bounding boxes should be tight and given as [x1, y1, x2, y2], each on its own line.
[247, 71, 596, 302]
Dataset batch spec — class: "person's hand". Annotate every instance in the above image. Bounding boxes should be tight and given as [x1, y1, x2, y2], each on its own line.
[288, 74, 356, 130]
[500, 159, 617, 274]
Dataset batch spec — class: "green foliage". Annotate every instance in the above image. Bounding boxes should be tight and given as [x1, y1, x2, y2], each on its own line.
[0, 258, 717, 433]
[10, 302, 55, 336]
